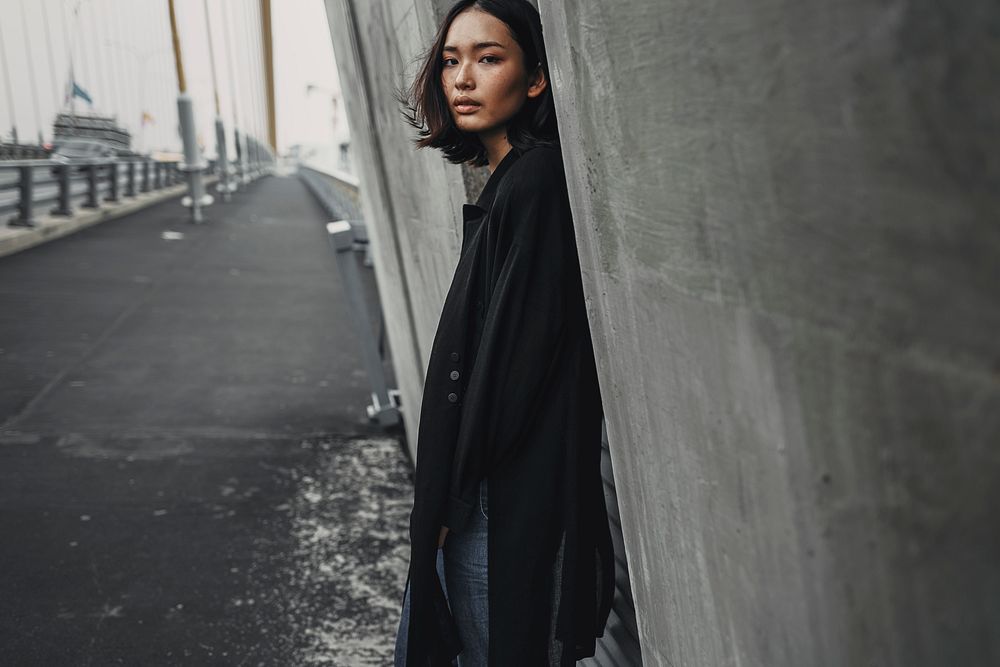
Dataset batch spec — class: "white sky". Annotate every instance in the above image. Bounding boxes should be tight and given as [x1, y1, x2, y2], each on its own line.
[0, 0, 346, 155]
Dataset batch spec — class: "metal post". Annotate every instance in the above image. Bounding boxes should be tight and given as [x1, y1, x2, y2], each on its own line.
[105, 162, 119, 203]
[141, 159, 150, 193]
[325, 220, 401, 427]
[50, 164, 72, 216]
[241, 129, 250, 184]
[126, 161, 136, 197]
[237, 127, 249, 186]
[232, 128, 242, 186]
[154, 162, 162, 189]
[177, 93, 213, 223]
[8, 165, 36, 227]
[83, 163, 99, 208]
[201, 0, 232, 202]
[168, 0, 212, 223]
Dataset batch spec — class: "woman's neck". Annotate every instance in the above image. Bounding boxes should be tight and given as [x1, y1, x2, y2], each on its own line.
[479, 130, 513, 173]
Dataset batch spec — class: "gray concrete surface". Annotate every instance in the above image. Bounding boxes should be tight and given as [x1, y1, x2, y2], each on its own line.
[322, 0, 491, 453]
[0, 175, 218, 259]
[0, 175, 413, 664]
[539, 0, 1000, 665]
[322, 0, 1000, 664]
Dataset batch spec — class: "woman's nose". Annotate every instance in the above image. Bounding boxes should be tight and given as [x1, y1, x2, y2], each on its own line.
[455, 64, 474, 89]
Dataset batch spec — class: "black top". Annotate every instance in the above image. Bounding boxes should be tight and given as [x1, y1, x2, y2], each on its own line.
[402, 144, 614, 665]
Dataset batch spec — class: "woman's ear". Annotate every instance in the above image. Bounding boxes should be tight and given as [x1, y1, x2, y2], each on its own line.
[526, 63, 548, 99]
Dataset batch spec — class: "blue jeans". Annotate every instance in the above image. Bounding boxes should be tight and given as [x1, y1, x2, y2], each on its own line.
[394, 478, 489, 666]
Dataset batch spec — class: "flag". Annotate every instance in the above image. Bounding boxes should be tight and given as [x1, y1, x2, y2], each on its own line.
[72, 82, 92, 105]
[141, 111, 155, 126]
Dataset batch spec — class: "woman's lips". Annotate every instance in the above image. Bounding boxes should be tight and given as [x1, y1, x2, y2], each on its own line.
[455, 103, 481, 114]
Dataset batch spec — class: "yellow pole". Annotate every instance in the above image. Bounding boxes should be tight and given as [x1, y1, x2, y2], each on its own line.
[167, 0, 186, 93]
[202, 0, 221, 116]
[260, 0, 276, 152]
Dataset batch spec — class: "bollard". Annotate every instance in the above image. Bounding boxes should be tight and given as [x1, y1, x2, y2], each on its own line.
[177, 92, 213, 223]
[154, 162, 163, 190]
[82, 163, 100, 208]
[326, 220, 401, 427]
[233, 127, 247, 188]
[50, 164, 73, 216]
[105, 162, 120, 203]
[214, 117, 234, 202]
[8, 165, 36, 227]
[126, 161, 136, 197]
[141, 160, 151, 193]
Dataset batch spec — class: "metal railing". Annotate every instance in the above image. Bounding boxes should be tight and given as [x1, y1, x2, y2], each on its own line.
[1, 152, 274, 228]
[298, 163, 399, 427]
[326, 219, 401, 427]
[1, 157, 190, 227]
[298, 162, 371, 264]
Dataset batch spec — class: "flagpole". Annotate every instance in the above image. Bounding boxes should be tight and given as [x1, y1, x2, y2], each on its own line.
[78, 1, 94, 112]
[65, 1, 81, 115]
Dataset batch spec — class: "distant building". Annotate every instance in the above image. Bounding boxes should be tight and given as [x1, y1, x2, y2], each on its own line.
[52, 112, 133, 155]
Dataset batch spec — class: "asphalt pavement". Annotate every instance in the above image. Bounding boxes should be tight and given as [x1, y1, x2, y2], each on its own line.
[0, 174, 413, 665]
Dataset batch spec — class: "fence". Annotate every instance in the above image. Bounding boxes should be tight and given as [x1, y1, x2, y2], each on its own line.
[1, 157, 207, 227]
[0, 150, 281, 228]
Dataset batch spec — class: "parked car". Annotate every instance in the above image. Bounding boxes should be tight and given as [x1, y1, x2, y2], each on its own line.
[50, 138, 116, 163]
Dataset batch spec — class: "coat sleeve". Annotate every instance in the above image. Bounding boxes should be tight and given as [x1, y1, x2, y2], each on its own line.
[443, 150, 581, 533]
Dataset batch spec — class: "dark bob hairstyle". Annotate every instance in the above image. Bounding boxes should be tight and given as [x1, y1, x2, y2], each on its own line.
[396, 0, 559, 167]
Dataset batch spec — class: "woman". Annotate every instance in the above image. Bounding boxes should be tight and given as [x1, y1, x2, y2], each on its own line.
[393, 1, 615, 665]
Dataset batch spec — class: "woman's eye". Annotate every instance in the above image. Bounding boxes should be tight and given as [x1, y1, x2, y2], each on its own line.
[443, 56, 498, 67]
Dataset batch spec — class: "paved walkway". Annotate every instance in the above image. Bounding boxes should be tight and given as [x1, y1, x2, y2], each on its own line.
[0, 175, 412, 665]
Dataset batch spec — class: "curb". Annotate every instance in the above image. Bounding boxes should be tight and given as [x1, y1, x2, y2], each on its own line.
[0, 175, 220, 259]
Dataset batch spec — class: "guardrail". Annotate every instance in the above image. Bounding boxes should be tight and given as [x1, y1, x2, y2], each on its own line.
[0, 157, 202, 227]
[0, 153, 275, 228]
[296, 163, 400, 427]
[297, 162, 369, 262]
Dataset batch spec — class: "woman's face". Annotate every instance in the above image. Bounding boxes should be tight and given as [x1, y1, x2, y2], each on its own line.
[440, 8, 545, 139]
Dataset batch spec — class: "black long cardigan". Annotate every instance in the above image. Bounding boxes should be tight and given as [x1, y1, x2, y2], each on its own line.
[402, 143, 615, 666]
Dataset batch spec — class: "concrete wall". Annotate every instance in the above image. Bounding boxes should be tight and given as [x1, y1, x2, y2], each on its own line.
[324, 0, 1000, 664]
[322, 0, 487, 448]
[540, 0, 1000, 665]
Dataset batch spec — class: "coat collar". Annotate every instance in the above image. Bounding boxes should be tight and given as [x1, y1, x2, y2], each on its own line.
[463, 146, 524, 223]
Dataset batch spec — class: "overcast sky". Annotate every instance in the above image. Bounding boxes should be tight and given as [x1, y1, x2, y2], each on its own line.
[0, 0, 346, 155]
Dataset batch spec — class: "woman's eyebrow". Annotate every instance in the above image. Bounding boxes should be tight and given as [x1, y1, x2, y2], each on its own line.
[443, 41, 507, 52]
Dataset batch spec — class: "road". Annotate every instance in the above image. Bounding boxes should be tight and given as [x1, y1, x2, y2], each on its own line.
[0, 174, 412, 665]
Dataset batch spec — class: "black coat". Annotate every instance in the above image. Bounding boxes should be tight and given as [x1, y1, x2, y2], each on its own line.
[402, 144, 615, 666]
